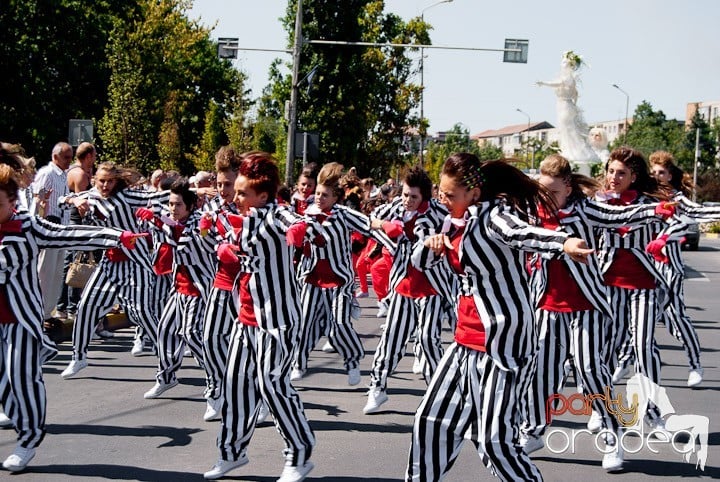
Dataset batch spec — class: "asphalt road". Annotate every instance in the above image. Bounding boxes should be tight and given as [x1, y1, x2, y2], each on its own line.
[2, 237, 719, 481]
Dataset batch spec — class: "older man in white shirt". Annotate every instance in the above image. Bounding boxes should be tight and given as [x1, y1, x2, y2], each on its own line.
[31, 142, 73, 322]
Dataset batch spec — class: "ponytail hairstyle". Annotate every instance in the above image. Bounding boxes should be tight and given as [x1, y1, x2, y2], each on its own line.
[0, 164, 21, 202]
[318, 162, 346, 202]
[442, 153, 556, 220]
[169, 178, 198, 211]
[402, 165, 433, 202]
[648, 150, 694, 195]
[539, 154, 601, 202]
[605, 146, 670, 200]
[238, 151, 280, 201]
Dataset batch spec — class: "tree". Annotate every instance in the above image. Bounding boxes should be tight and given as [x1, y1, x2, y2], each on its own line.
[260, 0, 425, 179]
[612, 101, 685, 158]
[681, 108, 718, 174]
[98, 0, 245, 174]
[0, 1, 136, 161]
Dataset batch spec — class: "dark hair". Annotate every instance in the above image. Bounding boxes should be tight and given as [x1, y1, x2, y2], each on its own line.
[277, 184, 292, 204]
[239, 151, 280, 201]
[0, 164, 20, 201]
[299, 162, 320, 181]
[403, 166, 433, 201]
[76, 142, 95, 161]
[442, 153, 556, 220]
[605, 146, 670, 200]
[169, 178, 197, 211]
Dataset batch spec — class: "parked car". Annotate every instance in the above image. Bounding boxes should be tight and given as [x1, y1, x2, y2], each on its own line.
[680, 215, 700, 251]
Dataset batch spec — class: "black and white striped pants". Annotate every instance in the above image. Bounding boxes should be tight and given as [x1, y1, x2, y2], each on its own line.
[293, 283, 364, 372]
[406, 343, 543, 481]
[218, 324, 315, 466]
[521, 309, 620, 438]
[155, 292, 206, 385]
[72, 264, 159, 361]
[0, 324, 46, 449]
[660, 272, 701, 370]
[369, 292, 444, 390]
[202, 287, 238, 401]
[607, 286, 662, 421]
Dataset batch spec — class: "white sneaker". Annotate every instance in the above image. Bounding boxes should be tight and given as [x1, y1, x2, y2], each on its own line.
[347, 368, 361, 386]
[131, 338, 144, 357]
[587, 409, 603, 433]
[204, 454, 249, 480]
[412, 357, 423, 375]
[277, 460, 314, 482]
[144, 379, 179, 399]
[204, 398, 222, 422]
[363, 388, 388, 414]
[602, 438, 624, 472]
[611, 365, 630, 384]
[376, 301, 388, 318]
[0, 412, 12, 428]
[61, 359, 88, 379]
[257, 402, 270, 424]
[687, 368, 703, 387]
[321, 341, 336, 353]
[520, 434, 545, 454]
[2, 446, 36, 472]
[290, 369, 305, 381]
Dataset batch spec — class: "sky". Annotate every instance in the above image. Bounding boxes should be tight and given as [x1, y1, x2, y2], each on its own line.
[188, 0, 720, 136]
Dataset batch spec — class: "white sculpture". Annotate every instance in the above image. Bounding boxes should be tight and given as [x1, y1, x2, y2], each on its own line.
[537, 51, 599, 175]
[589, 127, 610, 164]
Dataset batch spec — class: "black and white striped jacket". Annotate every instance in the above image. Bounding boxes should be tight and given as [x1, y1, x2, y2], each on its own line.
[0, 212, 123, 362]
[413, 200, 569, 372]
[372, 197, 456, 302]
[296, 204, 393, 289]
[529, 198, 667, 317]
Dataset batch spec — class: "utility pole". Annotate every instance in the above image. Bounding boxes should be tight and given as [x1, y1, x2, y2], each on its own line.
[285, 0, 303, 187]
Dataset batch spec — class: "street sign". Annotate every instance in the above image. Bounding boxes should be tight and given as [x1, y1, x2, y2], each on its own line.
[503, 39, 529, 64]
[68, 119, 94, 147]
[294, 131, 319, 161]
[218, 37, 239, 59]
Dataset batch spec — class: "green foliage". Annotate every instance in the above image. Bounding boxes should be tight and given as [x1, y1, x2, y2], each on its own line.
[261, 0, 425, 179]
[0, 1, 135, 161]
[98, 0, 245, 174]
[188, 99, 227, 172]
[612, 101, 684, 158]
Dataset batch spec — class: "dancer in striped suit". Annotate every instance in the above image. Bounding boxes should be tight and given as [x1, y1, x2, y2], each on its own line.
[204, 152, 315, 482]
[60, 162, 169, 379]
[594, 147, 685, 433]
[649, 151, 720, 387]
[406, 154, 592, 482]
[0, 159, 143, 472]
[364, 166, 453, 414]
[139, 179, 216, 399]
[290, 162, 391, 386]
[520, 154, 676, 471]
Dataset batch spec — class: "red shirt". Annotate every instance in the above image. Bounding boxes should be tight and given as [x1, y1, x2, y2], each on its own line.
[0, 288, 17, 324]
[454, 295, 485, 352]
[238, 272, 258, 326]
[604, 248, 656, 289]
[153, 243, 173, 275]
[306, 259, 344, 288]
[539, 259, 594, 311]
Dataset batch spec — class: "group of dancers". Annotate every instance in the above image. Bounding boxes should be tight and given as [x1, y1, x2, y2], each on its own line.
[0, 142, 717, 481]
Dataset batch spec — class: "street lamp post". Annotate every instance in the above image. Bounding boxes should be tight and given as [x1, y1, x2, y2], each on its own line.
[516, 108, 533, 170]
[612, 83, 630, 144]
[419, 0, 453, 167]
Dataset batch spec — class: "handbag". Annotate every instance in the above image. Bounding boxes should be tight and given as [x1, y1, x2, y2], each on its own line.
[65, 252, 97, 289]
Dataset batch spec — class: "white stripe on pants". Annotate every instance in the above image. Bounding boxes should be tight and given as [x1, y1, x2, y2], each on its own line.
[662, 273, 701, 370]
[155, 292, 206, 384]
[370, 292, 444, 390]
[72, 266, 159, 361]
[521, 309, 620, 438]
[218, 324, 315, 466]
[202, 288, 237, 400]
[0, 324, 46, 449]
[294, 283, 364, 371]
[608, 286, 663, 421]
[406, 343, 542, 482]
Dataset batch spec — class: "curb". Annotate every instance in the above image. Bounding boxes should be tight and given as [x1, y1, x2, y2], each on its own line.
[703, 233, 720, 239]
